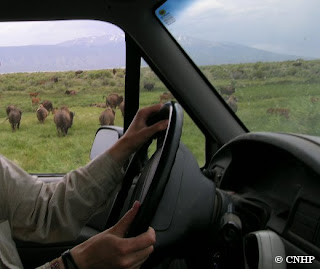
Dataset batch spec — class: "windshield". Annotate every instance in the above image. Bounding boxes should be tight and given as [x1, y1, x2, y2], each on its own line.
[156, 0, 320, 135]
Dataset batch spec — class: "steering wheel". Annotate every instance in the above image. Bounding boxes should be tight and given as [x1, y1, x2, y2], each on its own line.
[106, 101, 184, 236]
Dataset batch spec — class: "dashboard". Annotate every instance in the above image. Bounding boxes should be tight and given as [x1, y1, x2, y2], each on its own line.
[208, 132, 320, 265]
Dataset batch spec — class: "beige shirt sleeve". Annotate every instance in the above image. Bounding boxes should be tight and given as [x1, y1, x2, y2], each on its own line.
[0, 150, 124, 243]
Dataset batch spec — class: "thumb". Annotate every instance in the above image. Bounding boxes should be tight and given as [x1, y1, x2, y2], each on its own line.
[110, 201, 140, 237]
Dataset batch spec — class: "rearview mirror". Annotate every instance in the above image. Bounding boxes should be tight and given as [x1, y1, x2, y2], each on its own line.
[90, 126, 123, 160]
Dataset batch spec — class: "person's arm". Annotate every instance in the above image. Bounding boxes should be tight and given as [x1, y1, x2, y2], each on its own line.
[39, 202, 156, 269]
[1, 104, 167, 243]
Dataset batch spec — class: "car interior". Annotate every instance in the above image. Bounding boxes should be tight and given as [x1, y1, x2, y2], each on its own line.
[1, 0, 320, 268]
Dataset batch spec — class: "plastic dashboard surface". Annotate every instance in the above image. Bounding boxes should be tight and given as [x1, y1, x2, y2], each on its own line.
[208, 132, 320, 264]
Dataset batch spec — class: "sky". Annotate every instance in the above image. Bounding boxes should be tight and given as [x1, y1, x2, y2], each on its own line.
[0, 0, 319, 58]
[0, 20, 123, 46]
[157, 0, 320, 58]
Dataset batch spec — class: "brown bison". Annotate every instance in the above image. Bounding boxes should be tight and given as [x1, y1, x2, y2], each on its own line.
[266, 107, 290, 119]
[226, 95, 238, 113]
[31, 97, 41, 106]
[143, 82, 154, 91]
[53, 106, 75, 136]
[310, 96, 319, 103]
[106, 93, 123, 109]
[41, 100, 53, 113]
[65, 90, 77, 95]
[36, 105, 49, 124]
[119, 100, 125, 117]
[29, 92, 39, 97]
[6, 106, 22, 132]
[159, 92, 174, 103]
[75, 70, 83, 76]
[51, 76, 59, 83]
[99, 108, 115, 125]
[90, 103, 107, 108]
[220, 85, 235, 96]
[6, 105, 16, 116]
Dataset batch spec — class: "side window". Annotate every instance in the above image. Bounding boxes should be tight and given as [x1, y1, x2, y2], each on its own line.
[140, 65, 205, 167]
[0, 20, 125, 173]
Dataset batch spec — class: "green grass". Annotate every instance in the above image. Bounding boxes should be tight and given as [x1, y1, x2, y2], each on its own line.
[1, 60, 320, 173]
[0, 68, 205, 172]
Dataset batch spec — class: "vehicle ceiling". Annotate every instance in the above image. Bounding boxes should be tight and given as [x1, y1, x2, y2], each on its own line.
[1, 0, 157, 23]
[1, 0, 247, 144]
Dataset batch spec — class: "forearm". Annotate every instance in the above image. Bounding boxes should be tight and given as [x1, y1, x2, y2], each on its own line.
[108, 135, 135, 166]
[3, 152, 124, 242]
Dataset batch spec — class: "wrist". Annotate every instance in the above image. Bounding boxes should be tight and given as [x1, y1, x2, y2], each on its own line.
[108, 135, 134, 166]
[70, 243, 90, 269]
[49, 257, 65, 269]
[61, 249, 79, 269]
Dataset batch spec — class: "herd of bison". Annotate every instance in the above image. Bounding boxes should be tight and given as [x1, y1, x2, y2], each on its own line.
[5, 91, 175, 136]
[5, 92, 124, 136]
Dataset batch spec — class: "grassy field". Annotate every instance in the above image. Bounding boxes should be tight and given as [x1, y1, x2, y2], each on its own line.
[0, 68, 205, 173]
[1, 59, 320, 173]
[201, 59, 320, 135]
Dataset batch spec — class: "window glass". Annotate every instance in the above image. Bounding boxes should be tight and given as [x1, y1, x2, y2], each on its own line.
[140, 65, 205, 166]
[156, 0, 320, 136]
[0, 20, 125, 173]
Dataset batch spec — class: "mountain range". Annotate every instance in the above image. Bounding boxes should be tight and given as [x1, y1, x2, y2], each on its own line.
[0, 33, 306, 74]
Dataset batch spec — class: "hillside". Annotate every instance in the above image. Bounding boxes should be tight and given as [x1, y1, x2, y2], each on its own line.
[0, 34, 308, 74]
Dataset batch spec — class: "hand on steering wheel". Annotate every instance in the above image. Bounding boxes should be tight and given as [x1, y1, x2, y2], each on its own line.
[106, 101, 183, 237]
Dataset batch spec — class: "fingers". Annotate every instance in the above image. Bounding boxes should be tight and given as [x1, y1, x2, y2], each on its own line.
[126, 227, 156, 251]
[111, 201, 140, 237]
[148, 119, 169, 133]
[111, 202, 156, 252]
[108, 104, 169, 165]
[117, 227, 156, 269]
[138, 104, 163, 121]
[124, 245, 154, 269]
[124, 104, 169, 146]
[134, 103, 165, 128]
[135, 103, 169, 135]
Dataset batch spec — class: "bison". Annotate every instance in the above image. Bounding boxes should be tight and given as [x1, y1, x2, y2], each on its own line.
[41, 100, 53, 113]
[75, 70, 83, 76]
[143, 82, 154, 91]
[65, 90, 77, 95]
[226, 95, 238, 113]
[159, 92, 174, 103]
[119, 100, 125, 117]
[6, 105, 16, 116]
[220, 85, 235, 96]
[6, 106, 22, 132]
[106, 93, 123, 109]
[29, 92, 39, 97]
[53, 106, 75, 136]
[36, 104, 49, 124]
[90, 103, 107, 108]
[266, 107, 290, 119]
[31, 97, 41, 106]
[310, 97, 319, 103]
[51, 76, 59, 83]
[99, 108, 115, 125]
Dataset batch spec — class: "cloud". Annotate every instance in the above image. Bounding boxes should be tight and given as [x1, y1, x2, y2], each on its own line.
[0, 20, 123, 46]
[165, 0, 320, 57]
